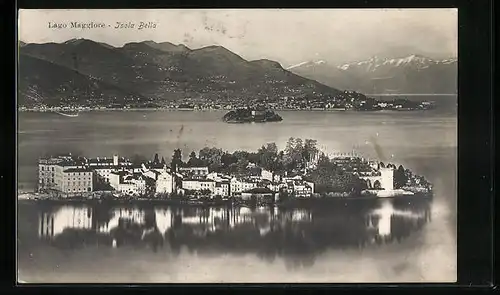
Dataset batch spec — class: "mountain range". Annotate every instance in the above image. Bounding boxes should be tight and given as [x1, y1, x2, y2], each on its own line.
[287, 54, 457, 95]
[18, 39, 341, 108]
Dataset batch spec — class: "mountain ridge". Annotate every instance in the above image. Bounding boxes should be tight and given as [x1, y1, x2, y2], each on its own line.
[19, 39, 343, 108]
[18, 53, 151, 108]
[288, 54, 457, 94]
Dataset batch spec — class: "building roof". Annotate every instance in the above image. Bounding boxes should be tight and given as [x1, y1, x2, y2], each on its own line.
[143, 162, 165, 169]
[63, 167, 93, 173]
[88, 158, 114, 164]
[146, 170, 162, 175]
[215, 182, 226, 187]
[242, 187, 275, 194]
[88, 156, 132, 164]
[59, 160, 86, 167]
[94, 165, 131, 170]
[123, 173, 146, 182]
[232, 177, 260, 183]
[110, 170, 130, 176]
[183, 178, 215, 182]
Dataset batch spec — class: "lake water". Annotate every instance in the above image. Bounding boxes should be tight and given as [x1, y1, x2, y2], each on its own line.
[17, 96, 457, 283]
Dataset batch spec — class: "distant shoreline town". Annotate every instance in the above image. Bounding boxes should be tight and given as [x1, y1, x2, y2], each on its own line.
[19, 38, 454, 114]
[21, 138, 433, 204]
[18, 91, 435, 113]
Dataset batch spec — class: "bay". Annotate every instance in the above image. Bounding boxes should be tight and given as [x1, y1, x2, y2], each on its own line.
[17, 97, 457, 283]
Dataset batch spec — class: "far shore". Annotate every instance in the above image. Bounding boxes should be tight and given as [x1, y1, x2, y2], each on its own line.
[17, 107, 437, 113]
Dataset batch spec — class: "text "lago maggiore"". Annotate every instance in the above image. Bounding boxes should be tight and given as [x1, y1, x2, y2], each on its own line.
[48, 21, 158, 29]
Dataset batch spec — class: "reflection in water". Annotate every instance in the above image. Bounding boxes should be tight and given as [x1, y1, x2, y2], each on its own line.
[36, 197, 431, 269]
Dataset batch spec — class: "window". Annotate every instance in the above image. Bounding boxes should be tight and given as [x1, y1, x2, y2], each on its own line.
[41, 167, 44, 171]
[52, 167, 54, 171]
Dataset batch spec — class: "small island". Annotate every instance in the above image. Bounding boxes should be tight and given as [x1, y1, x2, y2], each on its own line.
[21, 137, 433, 205]
[222, 108, 283, 123]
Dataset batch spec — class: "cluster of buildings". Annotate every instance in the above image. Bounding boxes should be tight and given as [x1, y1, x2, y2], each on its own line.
[37, 148, 432, 201]
[37, 154, 318, 200]
[38, 154, 171, 197]
[37, 152, 413, 200]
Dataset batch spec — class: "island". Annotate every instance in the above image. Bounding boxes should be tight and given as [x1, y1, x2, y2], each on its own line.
[222, 108, 283, 123]
[20, 137, 433, 205]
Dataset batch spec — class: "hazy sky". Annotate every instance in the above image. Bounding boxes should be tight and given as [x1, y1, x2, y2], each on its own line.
[18, 9, 457, 67]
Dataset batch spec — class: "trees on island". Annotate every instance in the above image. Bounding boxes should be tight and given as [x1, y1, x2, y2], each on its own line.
[305, 153, 367, 194]
[171, 149, 183, 172]
[160, 137, 320, 176]
[199, 147, 224, 172]
[151, 137, 423, 195]
[394, 165, 408, 188]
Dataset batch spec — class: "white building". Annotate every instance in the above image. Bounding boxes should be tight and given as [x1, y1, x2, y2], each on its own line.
[178, 166, 209, 176]
[230, 177, 259, 195]
[38, 155, 83, 192]
[142, 169, 161, 181]
[109, 171, 147, 196]
[286, 180, 314, 198]
[182, 179, 216, 193]
[156, 169, 175, 195]
[206, 172, 231, 182]
[359, 167, 394, 190]
[88, 154, 133, 169]
[38, 154, 135, 193]
[58, 167, 94, 195]
[214, 181, 230, 197]
[260, 169, 274, 181]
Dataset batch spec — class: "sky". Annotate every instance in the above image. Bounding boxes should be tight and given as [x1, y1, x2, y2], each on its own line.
[18, 9, 457, 67]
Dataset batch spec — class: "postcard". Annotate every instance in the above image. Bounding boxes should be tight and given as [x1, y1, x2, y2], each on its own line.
[17, 8, 457, 283]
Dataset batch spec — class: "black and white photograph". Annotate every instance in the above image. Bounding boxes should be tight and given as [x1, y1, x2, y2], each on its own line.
[17, 9, 457, 283]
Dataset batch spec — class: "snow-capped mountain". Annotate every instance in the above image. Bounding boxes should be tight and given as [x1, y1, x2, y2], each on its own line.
[337, 54, 456, 72]
[286, 60, 326, 70]
[288, 54, 457, 94]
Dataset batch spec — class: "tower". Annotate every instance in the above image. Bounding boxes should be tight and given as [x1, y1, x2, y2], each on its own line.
[113, 154, 119, 166]
[380, 167, 394, 190]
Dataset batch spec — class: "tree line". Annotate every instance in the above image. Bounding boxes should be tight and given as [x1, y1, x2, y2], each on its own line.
[166, 137, 321, 176]
[135, 137, 429, 194]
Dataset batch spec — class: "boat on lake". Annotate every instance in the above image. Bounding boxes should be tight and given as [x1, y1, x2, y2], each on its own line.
[54, 110, 79, 117]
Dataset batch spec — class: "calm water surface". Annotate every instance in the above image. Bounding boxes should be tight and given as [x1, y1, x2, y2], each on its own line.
[17, 99, 456, 283]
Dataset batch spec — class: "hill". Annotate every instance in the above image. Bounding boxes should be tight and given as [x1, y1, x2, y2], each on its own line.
[18, 54, 152, 108]
[19, 39, 343, 108]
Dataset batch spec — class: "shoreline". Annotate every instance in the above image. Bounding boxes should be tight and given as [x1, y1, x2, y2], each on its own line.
[17, 193, 432, 206]
[18, 108, 436, 113]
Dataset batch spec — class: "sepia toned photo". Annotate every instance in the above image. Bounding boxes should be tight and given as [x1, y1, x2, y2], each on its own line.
[17, 9, 457, 283]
